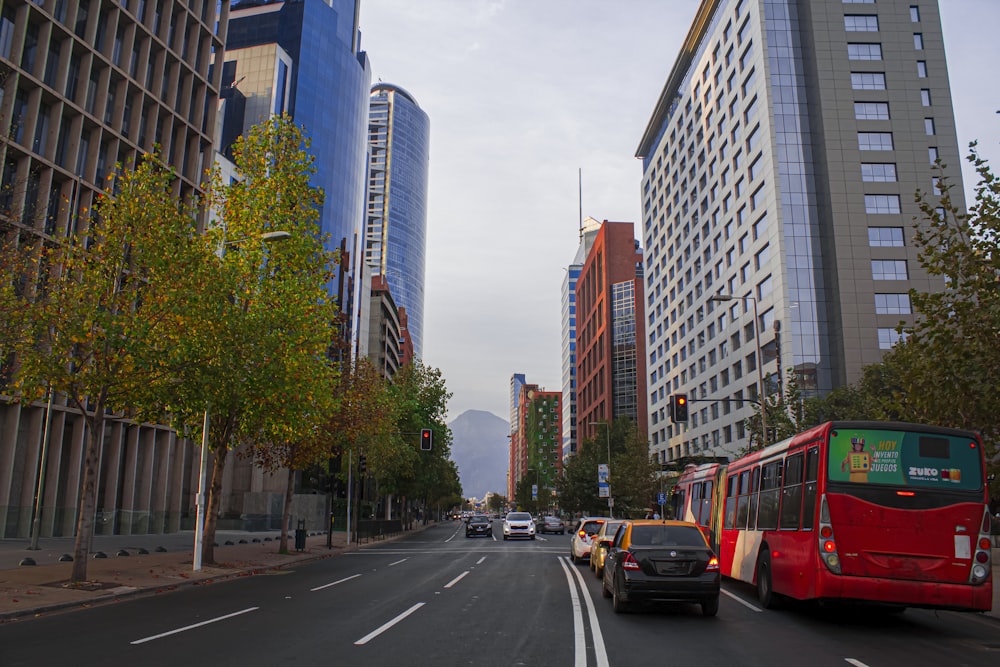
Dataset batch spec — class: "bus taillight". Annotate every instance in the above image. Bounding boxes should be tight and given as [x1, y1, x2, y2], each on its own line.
[970, 507, 992, 585]
[818, 494, 842, 574]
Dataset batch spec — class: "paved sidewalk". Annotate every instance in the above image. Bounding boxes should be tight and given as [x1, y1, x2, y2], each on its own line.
[0, 527, 413, 622]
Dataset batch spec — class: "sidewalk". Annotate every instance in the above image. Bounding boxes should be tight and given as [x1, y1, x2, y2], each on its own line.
[0, 527, 407, 622]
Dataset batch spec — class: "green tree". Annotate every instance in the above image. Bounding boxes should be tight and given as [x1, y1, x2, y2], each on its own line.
[556, 433, 605, 516]
[7, 154, 209, 582]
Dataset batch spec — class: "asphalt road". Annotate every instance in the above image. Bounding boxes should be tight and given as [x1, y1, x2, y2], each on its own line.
[0, 520, 997, 666]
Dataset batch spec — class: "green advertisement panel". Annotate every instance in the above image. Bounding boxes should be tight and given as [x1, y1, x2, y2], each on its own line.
[827, 427, 982, 491]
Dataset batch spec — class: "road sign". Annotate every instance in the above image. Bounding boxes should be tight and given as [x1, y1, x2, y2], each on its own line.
[598, 482, 609, 498]
[531, 484, 538, 500]
[657, 492, 667, 505]
[597, 464, 609, 483]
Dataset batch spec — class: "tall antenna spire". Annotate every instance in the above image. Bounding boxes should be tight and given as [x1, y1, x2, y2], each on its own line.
[578, 168, 583, 242]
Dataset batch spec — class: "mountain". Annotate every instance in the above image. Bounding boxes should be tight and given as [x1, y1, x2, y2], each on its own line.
[449, 409, 509, 499]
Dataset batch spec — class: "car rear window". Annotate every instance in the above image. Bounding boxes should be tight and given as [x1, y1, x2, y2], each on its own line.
[582, 520, 605, 533]
[630, 525, 706, 547]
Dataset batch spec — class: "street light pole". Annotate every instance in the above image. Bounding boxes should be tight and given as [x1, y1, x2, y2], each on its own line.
[709, 292, 767, 447]
[589, 421, 612, 516]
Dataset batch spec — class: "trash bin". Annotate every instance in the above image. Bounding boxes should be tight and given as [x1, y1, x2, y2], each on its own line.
[295, 519, 306, 552]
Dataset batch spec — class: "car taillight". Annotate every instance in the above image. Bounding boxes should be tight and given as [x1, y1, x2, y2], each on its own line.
[578, 530, 587, 539]
[623, 552, 640, 571]
[706, 555, 720, 572]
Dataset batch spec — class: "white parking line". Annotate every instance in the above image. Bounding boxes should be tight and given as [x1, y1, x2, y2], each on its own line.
[845, 659, 872, 667]
[476, 556, 487, 565]
[443, 571, 470, 588]
[354, 603, 426, 645]
[388, 558, 407, 567]
[130, 607, 259, 645]
[721, 588, 762, 612]
[311, 574, 362, 591]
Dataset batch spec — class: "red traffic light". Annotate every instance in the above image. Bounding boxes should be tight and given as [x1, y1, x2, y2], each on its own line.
[420, 428, 433, 450]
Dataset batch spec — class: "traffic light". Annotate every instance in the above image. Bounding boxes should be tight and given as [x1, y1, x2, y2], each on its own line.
[420, 428, 433, 451]
[358, 454, 367, 474]
[670, 393, 689, 423]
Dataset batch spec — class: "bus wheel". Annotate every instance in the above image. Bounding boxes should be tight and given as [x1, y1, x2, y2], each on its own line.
[756, 550, 777, 609]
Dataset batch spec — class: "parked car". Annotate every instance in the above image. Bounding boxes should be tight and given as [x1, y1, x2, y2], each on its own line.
[569, 517, 612, 563]
[538, 516, 566, 535]
[601, 519, 721, 616]
[502, 511, 536, 540]
[589, 520, 624, 577]
[466, 514, 493, 538]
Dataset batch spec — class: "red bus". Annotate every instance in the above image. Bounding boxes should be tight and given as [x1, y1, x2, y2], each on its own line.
[674, 421, 993, 611]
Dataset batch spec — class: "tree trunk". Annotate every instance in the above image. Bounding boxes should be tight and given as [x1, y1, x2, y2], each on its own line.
[202, 446, 228, 566]
[279, 466, 294, 553]
[70, 409, 105, 583]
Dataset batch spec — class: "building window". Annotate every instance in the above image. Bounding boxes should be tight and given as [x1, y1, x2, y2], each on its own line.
[865, 194, 901, 214]
[848, 43, 883, 60]
[845, 15, 879, 32]
[913, 33, 924, 50]
[851, 72, 886, 90]
[861, 163, 897, 182]
[910, 5, 920, 22]
[917, 61, 928, 77]
[872, 260, 908, 280]
[855, 102, 890, 120]
[858, 132, 893, 151]
[875, 294, 912, 314]
[878, 328, 906, 349]
[868, 227, 904, 247]
[925, 118, 936, 135]
[920, 89, 931, 106]
[928, 146, 939, 164]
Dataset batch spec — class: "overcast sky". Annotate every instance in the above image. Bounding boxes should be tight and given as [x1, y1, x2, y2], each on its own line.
[356, 0, 1000, 423]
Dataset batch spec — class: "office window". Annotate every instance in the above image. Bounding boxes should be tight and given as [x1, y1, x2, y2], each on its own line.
[878, 328, 905, 349]
[855, 102, 890, 120]
[861, 163, 897, 182]
[868, 227, 904, 247]
[858, 132, 893, 150]
[925, 118, 935, 135]
[845, 15, 879, 31]
[928, 146, 939, 164]
[917, 61, 928, 77]
[872, 260, 908, 280]
[913, 33, 923, 50]
[921, 89, 931, 106]
[865, 194, 901, 214]
[875, 294, 912, 314]
[910, 5, 920, 21]
[851, 72, 886, 90]
[848, 43, 883, 60]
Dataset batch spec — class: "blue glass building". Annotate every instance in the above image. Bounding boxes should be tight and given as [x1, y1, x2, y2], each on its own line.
[366, 83, 430, 359]
[225, 0, 372, 356]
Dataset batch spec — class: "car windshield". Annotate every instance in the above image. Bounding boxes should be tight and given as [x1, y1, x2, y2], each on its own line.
[629, 525, 706, 547]
[471, 515, 489, 522]
[507, 512, 532, 521]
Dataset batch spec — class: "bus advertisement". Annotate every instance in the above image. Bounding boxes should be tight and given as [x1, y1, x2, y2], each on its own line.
[673, 421, 993, 612]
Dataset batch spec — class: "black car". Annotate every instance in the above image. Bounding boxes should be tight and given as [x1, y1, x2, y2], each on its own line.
[466, 514, 493, 538]
[602, 520, 721, 616]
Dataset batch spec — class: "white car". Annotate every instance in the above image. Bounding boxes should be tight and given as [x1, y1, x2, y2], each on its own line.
[570, 517, 613, 562]
[502, 511, 536, 540]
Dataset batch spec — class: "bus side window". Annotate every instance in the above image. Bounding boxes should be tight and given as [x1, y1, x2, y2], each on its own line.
[801, 446, 819, 530]
[736, 470, 751, 528]
[748, 466, 761, 530]
[780, 452, 804, 530]
[701, 480, 713, 527]
[671, 488, 685, 521]
[757, 461, 781, 530]
[724, 474, 738, 529]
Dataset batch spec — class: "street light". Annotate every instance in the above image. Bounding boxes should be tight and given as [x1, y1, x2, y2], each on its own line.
[708, 292, 767, 447]
[588, 421, 612, 516]
[193, 229, 290, 572]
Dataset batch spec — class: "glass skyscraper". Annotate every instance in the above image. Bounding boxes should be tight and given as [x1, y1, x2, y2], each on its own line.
[225, 0, 372, 357]
[366, 83, 430, 358]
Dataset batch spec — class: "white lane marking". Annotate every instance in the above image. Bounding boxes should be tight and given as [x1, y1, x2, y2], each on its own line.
[130, 607, 259, 645]
[476, 556, 487, 565]
[721, 588, 762, 612]
[443, 571, 470, 588]
[388, 558, 407, 567]
[845, 659, 871, 667]
[354, 602, 426, 645]
[564, 557, 610, 667]
[311, 574, 362, 591]
[557, 557, 587, 667]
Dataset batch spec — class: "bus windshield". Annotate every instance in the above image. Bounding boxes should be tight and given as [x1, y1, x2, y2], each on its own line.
[826, 426, 983, 491]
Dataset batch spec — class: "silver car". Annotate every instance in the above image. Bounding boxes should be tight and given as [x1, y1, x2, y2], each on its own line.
[502, 511, 536, 540]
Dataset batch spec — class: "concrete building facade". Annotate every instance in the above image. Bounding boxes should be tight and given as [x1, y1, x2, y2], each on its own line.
[637, 0, 965, 462]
